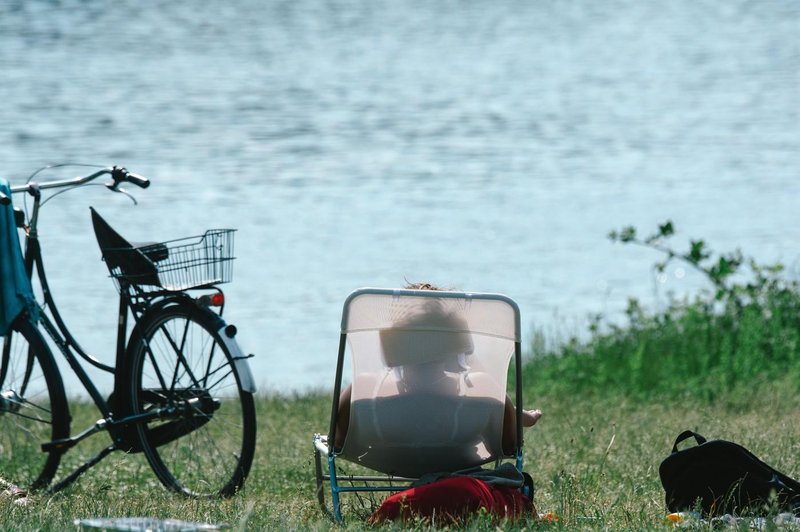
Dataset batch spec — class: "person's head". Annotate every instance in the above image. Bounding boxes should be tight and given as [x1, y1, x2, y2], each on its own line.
[379, 290, 473, 369]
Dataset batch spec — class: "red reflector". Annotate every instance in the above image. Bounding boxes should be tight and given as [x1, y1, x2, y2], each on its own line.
[210, 293, 225, 306]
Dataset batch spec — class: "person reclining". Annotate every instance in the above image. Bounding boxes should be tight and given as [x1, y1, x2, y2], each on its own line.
[333, 283, 542, 457]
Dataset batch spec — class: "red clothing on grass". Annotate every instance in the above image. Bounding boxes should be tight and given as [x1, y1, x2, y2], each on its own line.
[368, 476, 532, 524]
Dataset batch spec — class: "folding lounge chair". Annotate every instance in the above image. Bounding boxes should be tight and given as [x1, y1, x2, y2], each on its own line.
[313, 287, 525, 521]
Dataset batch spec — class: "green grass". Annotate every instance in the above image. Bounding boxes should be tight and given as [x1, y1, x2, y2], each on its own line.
[2, 383, 800, 531]
[524, 272, 800, 402]
[4, 231, 800, 529]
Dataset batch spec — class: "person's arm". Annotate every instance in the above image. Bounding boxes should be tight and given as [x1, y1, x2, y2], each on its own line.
[333, 384, 352, 450]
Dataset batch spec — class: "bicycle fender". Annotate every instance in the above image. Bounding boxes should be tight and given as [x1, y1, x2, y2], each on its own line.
[218, 325, 257, 393]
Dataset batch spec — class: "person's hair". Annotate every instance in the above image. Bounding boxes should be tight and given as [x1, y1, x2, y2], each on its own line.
[404, 281, 447, 291]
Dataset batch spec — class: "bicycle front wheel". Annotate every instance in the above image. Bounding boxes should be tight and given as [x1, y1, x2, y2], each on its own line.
[0, 315, 70, 491]
[126, 300, 256, 497]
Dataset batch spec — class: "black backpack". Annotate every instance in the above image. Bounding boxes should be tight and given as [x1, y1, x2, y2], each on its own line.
[659, 430, 800, 515]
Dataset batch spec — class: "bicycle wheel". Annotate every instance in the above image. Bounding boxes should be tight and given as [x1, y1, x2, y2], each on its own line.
[126, 300, 256, 497]
[0, 315, 70, 491]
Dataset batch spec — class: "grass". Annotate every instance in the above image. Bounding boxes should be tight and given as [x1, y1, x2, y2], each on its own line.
[2, 382, 800, 531]
[527, 224, 800, 403]
[4, 227, 800, 530]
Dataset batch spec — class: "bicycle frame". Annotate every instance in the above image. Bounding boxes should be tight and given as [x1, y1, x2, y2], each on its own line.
[9, 171, 218, 490]
[23, 220, 124, 419]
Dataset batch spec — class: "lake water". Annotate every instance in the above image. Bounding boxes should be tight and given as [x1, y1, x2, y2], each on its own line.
[1, 0, 798, 394]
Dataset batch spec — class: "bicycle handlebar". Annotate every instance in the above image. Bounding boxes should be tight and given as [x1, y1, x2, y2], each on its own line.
[1, 165, 150, 209]
[2, 165, 150, 199]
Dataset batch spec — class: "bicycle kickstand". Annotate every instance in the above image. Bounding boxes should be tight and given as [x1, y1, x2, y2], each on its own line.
[46, 443, 118, 494]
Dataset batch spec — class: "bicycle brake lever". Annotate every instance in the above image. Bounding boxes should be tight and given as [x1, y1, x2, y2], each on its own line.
[108, 186, 139, 205]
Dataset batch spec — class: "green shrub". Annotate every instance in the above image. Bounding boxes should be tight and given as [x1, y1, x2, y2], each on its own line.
[526, 221, 800, 400]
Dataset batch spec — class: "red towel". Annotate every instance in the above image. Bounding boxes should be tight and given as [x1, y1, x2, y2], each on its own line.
[368, 476, 532, 524]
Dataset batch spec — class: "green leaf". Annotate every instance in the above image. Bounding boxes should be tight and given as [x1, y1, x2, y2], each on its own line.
[619, 226, 636, 243]
[717, 257, 732, 277]
[688, 240, 708, 263]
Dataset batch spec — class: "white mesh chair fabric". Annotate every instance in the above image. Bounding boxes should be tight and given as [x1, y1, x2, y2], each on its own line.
[338, 288, 520, 478]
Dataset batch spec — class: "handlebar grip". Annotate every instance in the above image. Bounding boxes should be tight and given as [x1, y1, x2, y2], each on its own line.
[125, 171, 150, 189]
[111, 166, 150, 189]
[0, 191, 9, 206]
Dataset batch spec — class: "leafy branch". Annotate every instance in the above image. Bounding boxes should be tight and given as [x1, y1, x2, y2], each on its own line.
[608, 221, 756, 301]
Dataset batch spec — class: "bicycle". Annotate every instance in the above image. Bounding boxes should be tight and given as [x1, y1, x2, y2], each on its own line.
[0, 165, 256, 497]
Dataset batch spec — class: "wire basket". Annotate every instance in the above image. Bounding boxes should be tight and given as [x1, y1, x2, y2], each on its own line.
[106, 229, 235, 292]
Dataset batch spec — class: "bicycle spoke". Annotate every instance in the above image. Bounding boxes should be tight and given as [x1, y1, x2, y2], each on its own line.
[3, 393, 55, 416]
[170, 315, 191, 391]
[5, 408, 55, 425]
[141, 335, 170, 391]
[202, 341, 219, 389]
[203, 366, 237, 393]
[158, 318, 204, 391]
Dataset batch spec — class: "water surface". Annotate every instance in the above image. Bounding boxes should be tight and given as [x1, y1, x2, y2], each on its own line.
[1, 0, 798, 392]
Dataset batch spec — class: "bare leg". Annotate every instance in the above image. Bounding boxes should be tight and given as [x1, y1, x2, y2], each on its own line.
[502, 397, 541, 455]
[522, 408, 543, 427]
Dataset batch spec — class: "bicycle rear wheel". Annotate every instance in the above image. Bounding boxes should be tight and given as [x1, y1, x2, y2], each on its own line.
[126, 300, 256, 497]
[0, 316, 70, 491]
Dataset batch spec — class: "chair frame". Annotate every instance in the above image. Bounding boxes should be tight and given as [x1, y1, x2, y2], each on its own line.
[313, 287, 525, 521]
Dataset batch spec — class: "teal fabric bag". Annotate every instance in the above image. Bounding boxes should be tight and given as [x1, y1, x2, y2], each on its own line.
[0, 178, 37, 334]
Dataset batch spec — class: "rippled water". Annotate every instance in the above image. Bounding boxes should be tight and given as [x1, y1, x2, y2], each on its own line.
[1, 0, 798, 392]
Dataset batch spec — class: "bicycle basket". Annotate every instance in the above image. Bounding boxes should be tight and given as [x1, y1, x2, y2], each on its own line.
[91, 209, 235, 292]
[106, 230, 235, 292]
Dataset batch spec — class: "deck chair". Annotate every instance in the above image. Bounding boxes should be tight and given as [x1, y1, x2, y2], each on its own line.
[313, 287, 525, 521]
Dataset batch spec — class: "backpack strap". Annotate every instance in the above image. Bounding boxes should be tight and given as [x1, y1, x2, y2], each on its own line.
[672, 430, 707, 453]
